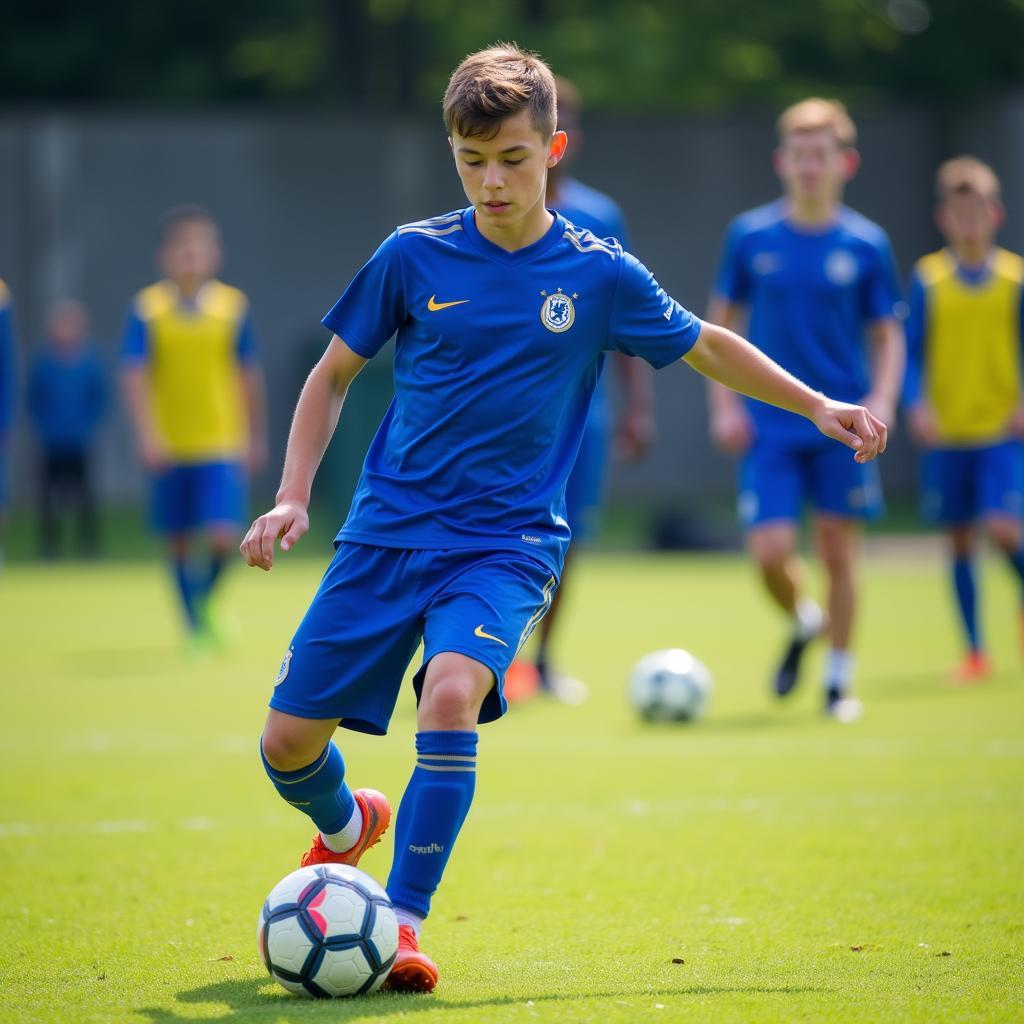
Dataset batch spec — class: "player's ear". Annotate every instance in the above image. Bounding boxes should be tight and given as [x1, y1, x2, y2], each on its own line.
[547, 130, 568, 168]
[991, 199, 1007, 231]
[842, 147, 861, 180]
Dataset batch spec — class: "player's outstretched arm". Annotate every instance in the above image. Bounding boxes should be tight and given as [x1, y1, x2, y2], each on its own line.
[240, 336, 366, 570]
[684, 321, 887, 463]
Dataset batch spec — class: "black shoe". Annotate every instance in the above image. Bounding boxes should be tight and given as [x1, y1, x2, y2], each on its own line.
[825, 687, 863, 722]
[773, 632, 814, 698]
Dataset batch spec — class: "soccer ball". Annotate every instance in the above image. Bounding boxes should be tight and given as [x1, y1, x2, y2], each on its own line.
[258, 863, 398, 998]
[628, 648, 713, 722]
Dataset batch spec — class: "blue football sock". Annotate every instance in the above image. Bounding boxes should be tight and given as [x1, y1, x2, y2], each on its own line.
[171, 557, 198, 630]
[952, 555, 981, 652]
[260, 741, 356, 836]
[386, 730, 478, 919]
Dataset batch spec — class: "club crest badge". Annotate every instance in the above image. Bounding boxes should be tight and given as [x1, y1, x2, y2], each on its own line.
[540, 288, 577, 333]
[275, 648, 293, 686]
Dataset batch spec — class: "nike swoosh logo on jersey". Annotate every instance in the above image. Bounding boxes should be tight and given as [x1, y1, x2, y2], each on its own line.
[427, 295, 470, 311]
[474, 625, 508, 647]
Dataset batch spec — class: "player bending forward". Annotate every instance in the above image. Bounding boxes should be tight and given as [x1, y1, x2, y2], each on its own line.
[241, 45, 886, 993]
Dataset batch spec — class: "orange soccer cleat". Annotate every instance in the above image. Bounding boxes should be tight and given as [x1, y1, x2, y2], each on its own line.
[299, 788, 391, 868]
[951, 651, 991, 685]
[383, 924, 439, 993]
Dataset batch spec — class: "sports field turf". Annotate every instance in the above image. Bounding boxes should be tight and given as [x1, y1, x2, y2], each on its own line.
[1, 549, 1022, 1023]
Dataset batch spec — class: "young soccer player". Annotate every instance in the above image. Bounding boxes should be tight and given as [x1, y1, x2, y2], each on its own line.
[243, 47, 886, 993]
[121, 207, 267, 649]
[706, 98, 904, 721]
[0, 278, 14, 566]
[512, 74, 655, 704]
[904, 157, 1024, 681]
[29, 300, 107, 558]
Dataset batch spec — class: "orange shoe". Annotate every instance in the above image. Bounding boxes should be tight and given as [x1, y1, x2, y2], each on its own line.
[951, 651, 991, 685]
[299, 788, 391, 868]
[383, 924, 438, 993]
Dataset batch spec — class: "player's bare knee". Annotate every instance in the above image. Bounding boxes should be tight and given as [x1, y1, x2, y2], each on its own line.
[420, 674, 484, 730]
[749, 535, 792, 573]
[261, 725, 320, 772]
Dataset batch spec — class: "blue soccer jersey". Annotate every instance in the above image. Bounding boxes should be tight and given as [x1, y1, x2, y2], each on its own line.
[714, 200, 902, 442]
[322, 207, 701, 575]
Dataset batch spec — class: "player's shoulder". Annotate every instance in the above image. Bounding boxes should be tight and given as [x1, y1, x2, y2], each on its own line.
[560, 178, 625, 223]
[914, 249, 955, 287]
[201, 280, 249, 318]
[396, 209, 466, 242]
[726, 201, 787, 242]
[134, 280, 177, 320]
[835, 206, 892, 251]
[992, 247, 1024, 284]
[560, 219, 622, 261]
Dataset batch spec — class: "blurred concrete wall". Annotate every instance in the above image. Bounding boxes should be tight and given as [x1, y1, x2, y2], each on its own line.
[2, 97, 1023, 518]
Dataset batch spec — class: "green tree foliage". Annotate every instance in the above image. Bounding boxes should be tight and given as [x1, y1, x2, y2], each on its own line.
[1, 0, 1022, 110]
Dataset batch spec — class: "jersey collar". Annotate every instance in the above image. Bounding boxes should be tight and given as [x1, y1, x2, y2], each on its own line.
[462, 207, 566, 266]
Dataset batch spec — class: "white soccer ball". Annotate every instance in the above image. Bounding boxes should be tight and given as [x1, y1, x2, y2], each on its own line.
[257, 863, 398, 998]
[629, 648, 713, 722]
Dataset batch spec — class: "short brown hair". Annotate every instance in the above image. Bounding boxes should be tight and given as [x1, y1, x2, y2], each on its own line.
[935, 156, 1001, 202]
[159, 204, 218, 244]
[777, 98, 857, 148]
[443, 43, 556, 141]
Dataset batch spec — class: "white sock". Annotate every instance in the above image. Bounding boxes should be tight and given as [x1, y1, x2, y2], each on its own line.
[794, 598, 824, 640]
[824, 649, 853, 693]
[395, 908, 424, 936]
[320, 801, 363, 853]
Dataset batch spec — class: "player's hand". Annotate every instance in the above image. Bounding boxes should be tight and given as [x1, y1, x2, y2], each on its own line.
[246, 436, 269, 476]
[812, 398, 887, 463]
[908, 402, 940, 447]
[1006, 403, 1024, 439]
[614, 407, 656, 461]
[861, 392, 896, 436]
[709, 403, 754, 455]
[240, 501, 309, 571]
[139, 434, 168, 473]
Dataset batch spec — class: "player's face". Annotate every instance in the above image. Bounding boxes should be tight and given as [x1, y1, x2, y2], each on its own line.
[451, 110, 567, 230]
[160, 221, 222, 284]
[775, 128, 856, 203]
[936, 191, 1004, 250]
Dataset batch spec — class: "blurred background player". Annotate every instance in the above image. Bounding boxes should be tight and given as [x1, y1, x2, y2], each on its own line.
[507, 75, 656, 705]
[0, 278, 13, 567]
[28, 299, 106, 558]
[706, 99, 904, 721]
[121, 206, 267, 650]
[903, 157, 1024, 682]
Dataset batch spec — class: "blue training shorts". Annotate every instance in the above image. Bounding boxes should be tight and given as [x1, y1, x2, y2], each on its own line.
[151, 461, 246, 534]
[564, 405, 611, 544]
[738, 436, 883, 529]
[269, 543, 558, 735]
[922, 440, 1024, 525]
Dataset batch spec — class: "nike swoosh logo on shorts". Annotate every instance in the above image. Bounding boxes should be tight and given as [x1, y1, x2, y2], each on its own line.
[474, 625, 508, 647]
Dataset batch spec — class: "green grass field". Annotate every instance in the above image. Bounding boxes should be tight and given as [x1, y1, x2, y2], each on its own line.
[1, 549, 1022, 1023]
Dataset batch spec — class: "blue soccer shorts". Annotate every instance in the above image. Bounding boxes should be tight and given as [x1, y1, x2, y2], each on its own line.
[564, 404, 611, 544]
[738, 436, 884, 529]
[922, 440, 1024, 525]
[151, 461, 246, 534]
[269, 543, 558, 735]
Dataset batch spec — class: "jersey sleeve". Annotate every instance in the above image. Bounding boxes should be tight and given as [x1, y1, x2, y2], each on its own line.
[902, 272, 926, 407]
[235, 309, 258, 363]
[120, 305, 149, 363]
[712, 218, 751, 304]
[608, 252, 702, 368]
[321, 231, 407, 359]
[861, 232, 903, 323]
